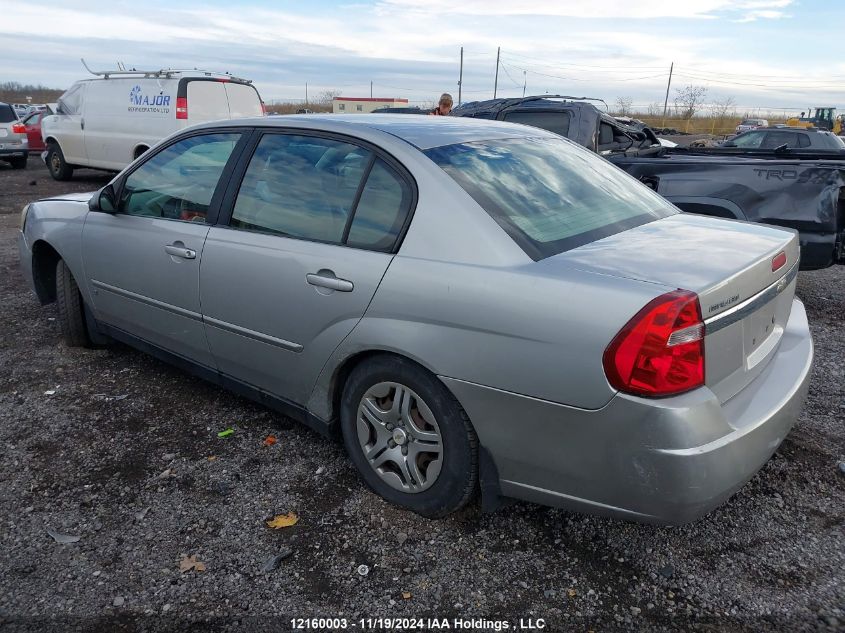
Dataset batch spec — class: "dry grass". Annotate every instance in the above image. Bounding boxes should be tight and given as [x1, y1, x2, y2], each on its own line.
[633, 114, 788, 136]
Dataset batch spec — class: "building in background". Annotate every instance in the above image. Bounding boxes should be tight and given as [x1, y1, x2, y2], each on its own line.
[332, 97, 408, 114]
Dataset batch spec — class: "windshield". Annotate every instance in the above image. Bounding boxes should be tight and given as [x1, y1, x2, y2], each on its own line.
[425, 137, 677, 260]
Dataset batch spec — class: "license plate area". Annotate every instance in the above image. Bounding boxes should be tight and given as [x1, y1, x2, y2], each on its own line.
[744, 296, 783, 369]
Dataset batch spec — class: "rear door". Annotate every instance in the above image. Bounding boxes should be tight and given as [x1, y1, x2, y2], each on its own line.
[82, 130, 246, 367]
[200, 130, 415, 404]
[186, 80, 229, 124]
[223, 82, 263, 118]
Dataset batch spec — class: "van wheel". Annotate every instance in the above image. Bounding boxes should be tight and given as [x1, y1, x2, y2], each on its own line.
[56, 259, 91, 347]
[46, 142, 73, 181]
[9, 156, 27, 169]
[340, 355, 478, 518]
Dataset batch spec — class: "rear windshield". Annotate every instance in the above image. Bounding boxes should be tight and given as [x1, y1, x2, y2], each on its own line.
[425, 137, 677, 260]
[0, 104, 17, 123]
[502, 111, 571, 137]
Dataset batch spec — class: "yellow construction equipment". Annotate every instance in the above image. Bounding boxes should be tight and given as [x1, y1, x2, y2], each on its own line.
[786, 107, 842, 135]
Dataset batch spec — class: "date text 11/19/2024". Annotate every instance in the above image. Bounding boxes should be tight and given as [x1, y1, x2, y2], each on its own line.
[291, 617, 548, 630]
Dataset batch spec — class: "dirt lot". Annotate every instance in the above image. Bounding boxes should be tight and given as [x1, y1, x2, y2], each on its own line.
[1, 157, 843, 632]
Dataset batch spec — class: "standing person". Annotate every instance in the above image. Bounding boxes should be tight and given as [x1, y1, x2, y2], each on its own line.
[430, 93, 453, 116]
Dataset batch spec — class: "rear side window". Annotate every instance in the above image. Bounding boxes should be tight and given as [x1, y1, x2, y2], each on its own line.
[119, 133, 241, 222]
[0, 104, 16, 123]
[761, 132, 798, 149]
[230, 134, 412, 251]
[231, 134, 372, 243]
[797, 134, 811, 148]
[425, 137, 677, 260]
[502, 111, 571, 138]
[346, 159, 412, 250]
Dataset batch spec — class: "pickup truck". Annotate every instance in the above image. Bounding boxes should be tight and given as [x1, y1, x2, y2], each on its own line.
[452, 97, 845, 270]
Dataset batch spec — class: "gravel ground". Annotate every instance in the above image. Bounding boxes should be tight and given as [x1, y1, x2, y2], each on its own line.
[0, 157, 843, 633]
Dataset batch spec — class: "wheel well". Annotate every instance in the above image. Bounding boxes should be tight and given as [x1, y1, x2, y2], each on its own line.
[44, 137, 58, 148]
[31, 241, 62, 305]
[328, 350, 445, 422]
[133, 145, 149, 160]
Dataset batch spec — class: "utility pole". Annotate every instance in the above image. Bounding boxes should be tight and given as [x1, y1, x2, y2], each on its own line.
[370, 81, 373, 98]
[493, 46, 500, 98]
[458, 46, 463, 106]
[523, 70, 526, 97]
[305, 82, 308, 106]
[661, 62, 674, 127]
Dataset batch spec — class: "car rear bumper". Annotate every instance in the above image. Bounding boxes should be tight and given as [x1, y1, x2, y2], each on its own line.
[0, 146, 28, 157]
[441, 298, 813, 524]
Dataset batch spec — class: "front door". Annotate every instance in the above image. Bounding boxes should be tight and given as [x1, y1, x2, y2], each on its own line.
[200, 131, 415, 404]
[82, 131, 244, 367]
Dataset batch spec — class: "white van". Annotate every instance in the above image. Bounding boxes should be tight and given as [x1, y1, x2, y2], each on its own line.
[42, 67, 265, 180]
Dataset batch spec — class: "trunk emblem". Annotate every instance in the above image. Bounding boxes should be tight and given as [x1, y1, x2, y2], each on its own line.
[771, 251, 787, 272]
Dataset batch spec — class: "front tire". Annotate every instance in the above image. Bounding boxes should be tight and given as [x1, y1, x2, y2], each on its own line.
[46, 142, 73, 181]
[340, 355, 478, 518]
[56, 259, 90, 347]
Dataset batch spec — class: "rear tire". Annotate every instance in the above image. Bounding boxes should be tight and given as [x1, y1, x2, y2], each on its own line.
[340, 355, 478, 518]
[56, 259, 91, 347]
[9, 155, 27, 169]
[46, 142, 73, 181]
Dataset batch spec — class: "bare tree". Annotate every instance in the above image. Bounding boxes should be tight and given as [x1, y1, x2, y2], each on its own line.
[711, 95, 737, 119]
[673, 85, 708, 120]
[315, 89, 342, 106]
[615, 96, 634, 117]
[646, 101, 662, 117]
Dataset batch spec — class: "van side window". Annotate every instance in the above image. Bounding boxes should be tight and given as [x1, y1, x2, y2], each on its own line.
[118, 133, 241, 222]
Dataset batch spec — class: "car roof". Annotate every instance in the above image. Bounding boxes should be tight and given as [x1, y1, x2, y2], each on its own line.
[195, 113, 560, 150]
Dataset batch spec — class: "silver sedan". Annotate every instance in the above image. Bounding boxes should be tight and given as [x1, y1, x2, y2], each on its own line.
[17, 114, 813, 523]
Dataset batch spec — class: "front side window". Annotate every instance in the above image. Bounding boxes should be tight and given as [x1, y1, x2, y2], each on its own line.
[732, 131, 765, 148]
[57, 84, 83, 115]
[230, 134, 413, 251]
[119, 133, 241, 222]
[425, 137, 676, 260]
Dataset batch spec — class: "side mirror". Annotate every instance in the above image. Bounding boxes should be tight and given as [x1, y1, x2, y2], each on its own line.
[89, 184, 117, 213]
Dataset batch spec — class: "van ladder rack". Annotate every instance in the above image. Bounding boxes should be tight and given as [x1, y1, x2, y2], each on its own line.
[80, 59, 252, 84]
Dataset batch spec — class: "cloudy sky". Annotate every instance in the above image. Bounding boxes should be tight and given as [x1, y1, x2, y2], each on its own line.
[1, 0, 843, 113]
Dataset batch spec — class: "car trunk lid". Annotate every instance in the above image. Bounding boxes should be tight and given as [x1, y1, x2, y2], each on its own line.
[548, 213, 800, 404]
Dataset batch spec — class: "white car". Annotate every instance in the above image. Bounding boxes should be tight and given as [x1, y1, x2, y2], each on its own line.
[41, 67, 265, 180]
[735, 118, 769, 135]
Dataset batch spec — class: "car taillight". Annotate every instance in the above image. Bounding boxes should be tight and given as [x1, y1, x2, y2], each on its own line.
[603, 289, 705, 397]
[11, 123, 26, 134]
[176, 97, 188, 120]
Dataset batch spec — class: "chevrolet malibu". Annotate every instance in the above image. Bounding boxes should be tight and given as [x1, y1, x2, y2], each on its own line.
[18, 115, 813, 523]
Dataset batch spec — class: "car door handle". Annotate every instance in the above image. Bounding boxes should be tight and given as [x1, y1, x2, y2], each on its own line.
[164, 244, 196, 259]
[306, 272, 354, 292]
